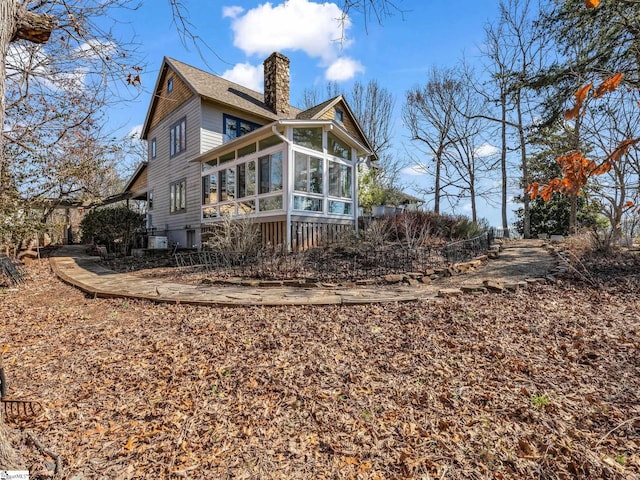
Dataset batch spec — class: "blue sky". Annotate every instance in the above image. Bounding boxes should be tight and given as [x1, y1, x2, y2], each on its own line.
[109, 0, 510, 225]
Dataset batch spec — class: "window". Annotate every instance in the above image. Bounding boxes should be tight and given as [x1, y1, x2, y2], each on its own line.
[329, 200, 352, 215]
[219, 168, 235, 202]
[223, 114, 261, 142]
[259, 152, 282, 194]
[203, 206, 218, 219]
[167, 77, 174, 94]
[237, 200, 255, 215]
[150, 138, 157, 159]
[259, 195, 283, 212]
[294, 196, 322, 212]
[170, 179, 186, 213]
[259, 135, 283, 150]
[148, 190, 154, 210]
[334, 107, 344, 123]
[293, 127, 323, 152]
[237, 160, 256, 199]
[237, 143, 256, 158]
[170, 117, 186, 157]
[327, 132, 351, 160]
[202, 174, 217, 205]
[294, 152, 323, 194]
[328, 161, 352, 216]
[329, 161, 352, 198]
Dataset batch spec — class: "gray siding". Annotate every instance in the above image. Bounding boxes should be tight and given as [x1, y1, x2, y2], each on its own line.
[201, 102, 224, 152]
[147, 95, 203, 246]
[200, 100, 271, 153]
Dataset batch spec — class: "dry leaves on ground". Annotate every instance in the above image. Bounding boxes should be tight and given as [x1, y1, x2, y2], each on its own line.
[0, 255, 638, 479]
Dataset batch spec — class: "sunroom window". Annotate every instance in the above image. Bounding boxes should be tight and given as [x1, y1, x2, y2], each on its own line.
[327, 132, 351, 161]
[293, 196, 322, 212]
[237, 161, 256, 198]
[219, 168, 236, 201]
[259, 152, 282, 194]
[293, 127, 322, 152]
[294, 152, 323, 194]
[328, 161, 352, 199]
[202, 174, 218, 205]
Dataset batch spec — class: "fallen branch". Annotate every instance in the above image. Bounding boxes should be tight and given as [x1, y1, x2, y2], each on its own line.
[596, 416, 640, 447]
[25, 430, 63, 478]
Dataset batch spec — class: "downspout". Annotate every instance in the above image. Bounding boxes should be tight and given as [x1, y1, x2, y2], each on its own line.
[271, 124, 293, 251]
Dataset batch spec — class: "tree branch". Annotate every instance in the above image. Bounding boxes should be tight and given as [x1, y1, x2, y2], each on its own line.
[13, 9, 55, 44]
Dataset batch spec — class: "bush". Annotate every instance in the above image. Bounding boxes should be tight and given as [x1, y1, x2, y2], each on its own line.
[201, 215, 262, 265]
[372, 212, 488, 246]
[79, 206, 145, 254]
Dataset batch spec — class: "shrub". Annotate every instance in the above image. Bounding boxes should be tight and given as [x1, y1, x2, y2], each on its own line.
[201, 215, 262, 265]
[374, 212, 488, 246]
[79, 206, 145, 254]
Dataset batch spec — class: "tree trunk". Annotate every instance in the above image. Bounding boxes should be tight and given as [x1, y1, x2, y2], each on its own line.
[1, 0, 19, 460]
[516, 93, 530, 239]
[500, 94, 509, 237]
[0, 1, 53, 470]
[0, 0, 19, 190]
[470, 180, 477, 224]
[434, 154, 441, 215]
[569, 194, 577, 235]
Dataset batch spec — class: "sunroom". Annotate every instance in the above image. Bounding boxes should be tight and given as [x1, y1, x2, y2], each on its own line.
[196, 119, 372, 250]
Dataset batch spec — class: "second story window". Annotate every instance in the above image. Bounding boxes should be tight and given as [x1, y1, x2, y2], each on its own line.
[334, 107, 344, 123]
[223, 114, 261, 142]
[167, 77, 174, 94]
[170, 117, 186, 157]
[150, 138, 157, 159]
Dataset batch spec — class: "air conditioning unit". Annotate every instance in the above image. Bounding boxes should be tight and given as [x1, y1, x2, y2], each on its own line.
[147, 235, 168, 249]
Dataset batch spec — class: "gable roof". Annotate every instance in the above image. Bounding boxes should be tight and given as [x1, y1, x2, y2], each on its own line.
[295, 95, 341, 120]
[140, 56, 377, 159]
[123, 161, 147, 196]
[141, 57, 302, 139]
[297, 95, 377, 160]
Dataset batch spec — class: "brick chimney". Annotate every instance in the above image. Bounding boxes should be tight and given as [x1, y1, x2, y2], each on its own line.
[263, 52, 290, 116]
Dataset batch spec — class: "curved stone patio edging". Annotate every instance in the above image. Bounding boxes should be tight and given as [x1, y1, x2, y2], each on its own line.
[49, 242, 557, 307]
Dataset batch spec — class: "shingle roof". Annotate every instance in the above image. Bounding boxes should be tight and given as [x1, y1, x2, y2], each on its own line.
[166, 57, 302, 121]
[295, 95, 342, 120]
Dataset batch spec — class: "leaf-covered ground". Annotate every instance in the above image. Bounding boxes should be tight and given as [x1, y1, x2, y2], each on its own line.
[1, 253, 639, 479]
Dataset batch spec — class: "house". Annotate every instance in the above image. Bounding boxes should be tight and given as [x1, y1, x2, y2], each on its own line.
[136, 52, 374, 250]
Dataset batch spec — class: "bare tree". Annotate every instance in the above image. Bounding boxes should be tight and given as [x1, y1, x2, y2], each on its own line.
[403, 67, 462, 215]
[404, 66, 495, 221]
[583, 88, 640, 241]
[480, 0, 546, 237]
[443, 75, 497, 223]
[0, 0, 145, 469]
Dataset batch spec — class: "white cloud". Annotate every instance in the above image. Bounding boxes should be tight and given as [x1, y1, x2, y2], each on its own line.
[325, 57, 364, 81]
[401, 164, 429, 176]
[7, 39, 117, 92]
[6, 44, 84, 91]
[221, 62, 264, 91]
[225, 0, 363, 82]
[475, 142, 499, 158]
[128, 124, 143, 140]
[222, 5, 244, 19]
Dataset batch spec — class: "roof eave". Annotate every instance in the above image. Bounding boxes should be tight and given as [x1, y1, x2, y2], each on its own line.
[193, 119, 373, 164]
